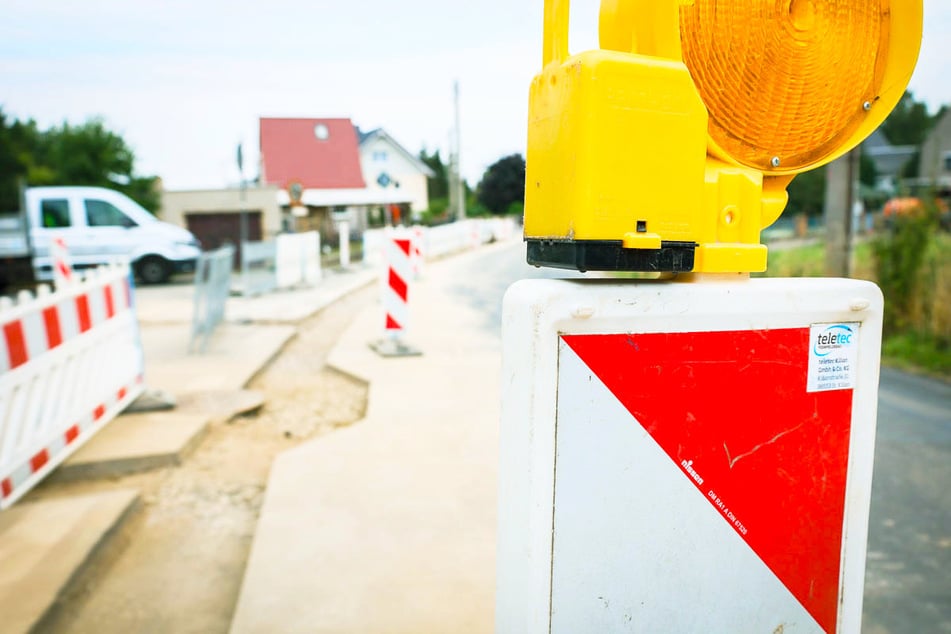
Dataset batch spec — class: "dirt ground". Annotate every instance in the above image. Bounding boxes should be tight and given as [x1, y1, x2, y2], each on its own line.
[32, 285, 374, 634]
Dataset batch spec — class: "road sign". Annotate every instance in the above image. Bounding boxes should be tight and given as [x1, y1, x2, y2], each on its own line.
[497, 278, 883, 633]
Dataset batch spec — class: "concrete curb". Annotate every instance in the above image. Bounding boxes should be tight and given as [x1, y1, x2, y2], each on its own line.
[51, 390, 265, 483]
[0, 489, 141, 634]
[52, 413, 211, 482]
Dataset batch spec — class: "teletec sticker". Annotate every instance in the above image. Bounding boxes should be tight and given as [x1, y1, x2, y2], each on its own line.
[808, 323, 859, 392]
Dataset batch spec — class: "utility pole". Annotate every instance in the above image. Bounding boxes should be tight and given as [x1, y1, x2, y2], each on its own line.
[824, 148, 860, 277]
[237, 142, 247, 270]
[449, 81, 466, 221]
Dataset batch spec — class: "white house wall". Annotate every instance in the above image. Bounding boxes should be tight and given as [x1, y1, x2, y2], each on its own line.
[359, 137, 430, 214]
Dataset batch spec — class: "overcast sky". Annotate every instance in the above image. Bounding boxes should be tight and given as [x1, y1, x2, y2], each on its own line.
[2, 1, 949, 190]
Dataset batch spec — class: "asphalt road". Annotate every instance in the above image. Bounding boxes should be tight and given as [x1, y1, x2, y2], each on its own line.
[454, 241, 950, 633]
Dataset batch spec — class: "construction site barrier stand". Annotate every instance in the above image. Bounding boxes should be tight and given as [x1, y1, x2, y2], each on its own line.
[497, 277, 883, 634]
[191, 245, 234, 353]
[0, 264, 146, 509]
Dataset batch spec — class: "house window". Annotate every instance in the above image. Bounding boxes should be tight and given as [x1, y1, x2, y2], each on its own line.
[314, 124, 329, 141]
[373, 150, 388, 162]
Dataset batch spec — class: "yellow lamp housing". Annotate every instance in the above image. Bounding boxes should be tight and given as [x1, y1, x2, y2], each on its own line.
[524, 0, 923, 273]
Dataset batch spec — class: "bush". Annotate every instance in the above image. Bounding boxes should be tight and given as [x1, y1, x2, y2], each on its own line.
[758, 227, 950, 376]
[871, 204, 939, 335]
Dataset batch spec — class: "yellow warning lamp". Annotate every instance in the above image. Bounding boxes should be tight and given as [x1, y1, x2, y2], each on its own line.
[524, 0, 923, 273]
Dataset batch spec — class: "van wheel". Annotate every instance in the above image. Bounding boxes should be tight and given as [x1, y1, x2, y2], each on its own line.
[137, 256, 171, 284]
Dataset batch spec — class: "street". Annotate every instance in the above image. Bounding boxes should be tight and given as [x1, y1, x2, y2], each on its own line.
[458, 242, 949, 633]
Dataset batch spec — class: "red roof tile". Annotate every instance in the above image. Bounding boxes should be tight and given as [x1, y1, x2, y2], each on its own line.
[260, 118, 366, 189]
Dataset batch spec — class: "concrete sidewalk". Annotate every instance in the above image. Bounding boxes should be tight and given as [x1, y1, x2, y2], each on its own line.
[0, 262, 380, 633]
[52, 263, 381, 478]
[230, 245, 506, 633]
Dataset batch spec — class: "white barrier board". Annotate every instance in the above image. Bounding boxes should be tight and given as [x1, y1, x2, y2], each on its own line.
[497, 277, 883, 634]
[1, 267, 145, 508]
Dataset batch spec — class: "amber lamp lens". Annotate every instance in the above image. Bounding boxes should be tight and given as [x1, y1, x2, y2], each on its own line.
[680, 0, 890, 171]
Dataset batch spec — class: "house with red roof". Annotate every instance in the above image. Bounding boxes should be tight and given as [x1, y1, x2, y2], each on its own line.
[260, 118, 366, 191]
[259, 117, 433, 236]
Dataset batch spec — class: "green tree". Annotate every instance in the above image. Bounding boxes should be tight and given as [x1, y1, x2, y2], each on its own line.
[880, 91, 938, 146]
[0, 109, 43, 210]
[786, 169, 826, 217]
[859, 151, 877, 187]
[419, 147, 448, 201]
[0, 110, 26, 210]
[477, 153, 525, 215]
[0, 111, 159, 212]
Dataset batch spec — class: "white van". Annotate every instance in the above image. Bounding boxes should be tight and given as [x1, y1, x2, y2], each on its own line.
[13, 186, 201, 284]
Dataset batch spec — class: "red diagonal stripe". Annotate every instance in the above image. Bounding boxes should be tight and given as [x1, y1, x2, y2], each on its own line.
[1, 478, 12, 498]
[30, 449, 49, 472]
[123, 277, 132, 309]
[388, 268, 408, 302]
[117, 387, 127, 400]
[385, 314, 402, 330]
[563, 330, 851, 634]
[76, 295, 92, 332]
[94, 404, 106, 420]
[56, 261, 73, 281]
[395, 238, 411, 256]
[65, 425, 80, 444]
[3, 321, 28, 369]
[104, 285, 116, 318]
[43, 307, 63, 349]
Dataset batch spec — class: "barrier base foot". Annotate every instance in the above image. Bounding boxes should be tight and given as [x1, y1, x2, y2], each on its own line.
[369, 338, 422, 358]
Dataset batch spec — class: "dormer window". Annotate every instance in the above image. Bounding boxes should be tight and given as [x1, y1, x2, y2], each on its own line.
[314, 124, 330, 141]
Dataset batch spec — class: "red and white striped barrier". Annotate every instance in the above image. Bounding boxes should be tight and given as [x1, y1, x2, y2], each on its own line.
[51, 236, 74, 288]
[411, 226, 425, 279]
[384, 233, 413, 337]
[0, 263, 145, 509]
[370, 231, 421, 357]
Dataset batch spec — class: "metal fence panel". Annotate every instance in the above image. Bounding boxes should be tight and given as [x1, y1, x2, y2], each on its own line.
[240, 240, 277, 297]
[191, 245, 234, 353]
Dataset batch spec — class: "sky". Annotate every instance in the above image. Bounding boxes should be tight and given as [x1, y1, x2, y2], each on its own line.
[2, 1, 949, 191]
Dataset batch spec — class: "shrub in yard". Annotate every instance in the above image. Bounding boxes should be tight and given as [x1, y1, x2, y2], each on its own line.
[871, 204, 938, 335]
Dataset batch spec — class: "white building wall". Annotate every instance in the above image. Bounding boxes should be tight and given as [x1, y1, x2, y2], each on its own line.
[359, 136, 430, 215]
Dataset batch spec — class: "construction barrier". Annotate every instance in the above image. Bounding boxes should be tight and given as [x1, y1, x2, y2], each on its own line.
[240, 240, 277, 297]
[51, 236, 74, 288]
[0, 264, 145, 509]
[191, 245, 234, 353]
[383, 232, 413, 337]
[411, 225, 425, 279]
[425, 221, 476, 258]
[362, 218, 518, 266]
[275, 232, 321, 289]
